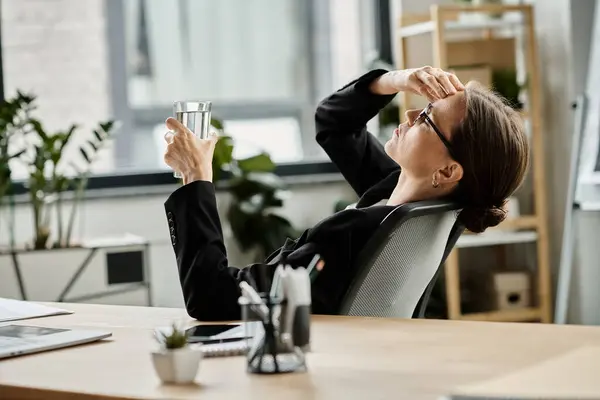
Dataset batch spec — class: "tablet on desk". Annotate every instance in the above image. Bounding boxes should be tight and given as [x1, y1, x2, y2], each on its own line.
[185, 323, 250, 344]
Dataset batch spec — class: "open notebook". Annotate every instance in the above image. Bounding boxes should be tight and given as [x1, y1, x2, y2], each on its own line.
[443, 346, 600, 400]
[0, 298, 72, 323]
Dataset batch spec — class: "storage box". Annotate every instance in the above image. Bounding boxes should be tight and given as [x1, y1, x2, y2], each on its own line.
[493, 271, 530, 310]
[447, 38, 516, 70]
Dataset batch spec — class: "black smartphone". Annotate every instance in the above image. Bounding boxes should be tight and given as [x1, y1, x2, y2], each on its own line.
[185, 324, 247, 344]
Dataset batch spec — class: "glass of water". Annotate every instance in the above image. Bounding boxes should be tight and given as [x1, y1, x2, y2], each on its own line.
[171, 100, 212, 178]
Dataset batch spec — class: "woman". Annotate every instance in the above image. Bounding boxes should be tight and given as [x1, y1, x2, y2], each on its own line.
[163, 67, 529, 321]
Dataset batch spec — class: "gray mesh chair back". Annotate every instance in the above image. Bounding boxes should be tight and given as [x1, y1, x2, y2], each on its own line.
[339, 200, 462, 318]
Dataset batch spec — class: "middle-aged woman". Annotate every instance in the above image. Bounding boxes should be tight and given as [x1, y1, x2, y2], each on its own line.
[162, 66, 529, 321]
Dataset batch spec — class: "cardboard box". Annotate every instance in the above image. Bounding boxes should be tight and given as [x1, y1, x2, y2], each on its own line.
[446, 38, 516, 70]
[450, 65, 493, 88]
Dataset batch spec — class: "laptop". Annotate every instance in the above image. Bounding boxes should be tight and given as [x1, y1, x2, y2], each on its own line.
[0, 324, 112, 359]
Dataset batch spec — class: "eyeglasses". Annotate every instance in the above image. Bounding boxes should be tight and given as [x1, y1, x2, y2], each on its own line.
[416, 103, 457, 160]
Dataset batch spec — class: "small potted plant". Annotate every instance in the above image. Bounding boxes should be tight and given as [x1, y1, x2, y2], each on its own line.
[152, 324, 202, 384]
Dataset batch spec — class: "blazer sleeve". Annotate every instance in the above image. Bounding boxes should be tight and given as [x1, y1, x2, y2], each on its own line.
[164, 180, 261, 321]
[315, 69, 401, 197]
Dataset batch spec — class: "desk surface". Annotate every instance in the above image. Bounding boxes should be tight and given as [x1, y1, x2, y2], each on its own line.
[1, 303, 600, 400]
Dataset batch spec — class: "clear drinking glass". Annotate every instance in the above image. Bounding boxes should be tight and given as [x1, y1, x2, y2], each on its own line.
[171, 101, 212, 178]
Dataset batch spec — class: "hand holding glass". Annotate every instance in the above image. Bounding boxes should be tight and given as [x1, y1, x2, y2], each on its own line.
[170, 101, 212, 178]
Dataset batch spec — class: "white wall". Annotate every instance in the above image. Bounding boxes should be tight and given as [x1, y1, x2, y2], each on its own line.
[531, 0, 600, 325]
[0, 180, 355, 308]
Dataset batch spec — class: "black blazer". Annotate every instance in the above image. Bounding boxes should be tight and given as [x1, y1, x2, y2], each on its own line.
[164, 69, 401, 321]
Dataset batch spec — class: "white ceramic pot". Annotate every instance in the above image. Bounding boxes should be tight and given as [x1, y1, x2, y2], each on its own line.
[151, 347, 203, 384]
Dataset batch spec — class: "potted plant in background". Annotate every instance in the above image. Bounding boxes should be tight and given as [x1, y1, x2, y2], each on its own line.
[0, 92, 36, 253]
[152, 324, 202, 384]
[23, 118, 115, 250]
[0, 91, 118, 302]
[492, 68, 526, 110]
[0, 90, 116, 252]
[210, 119, 299, 262]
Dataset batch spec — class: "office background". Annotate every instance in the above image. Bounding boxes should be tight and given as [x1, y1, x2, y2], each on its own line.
[0, 0, 597, 325]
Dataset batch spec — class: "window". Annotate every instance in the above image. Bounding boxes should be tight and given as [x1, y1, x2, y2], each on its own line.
[2, 0, 374, 181]
[110, 0, 335, 174]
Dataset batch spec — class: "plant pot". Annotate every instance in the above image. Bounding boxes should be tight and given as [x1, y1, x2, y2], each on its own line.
[151, 347, 203, 384]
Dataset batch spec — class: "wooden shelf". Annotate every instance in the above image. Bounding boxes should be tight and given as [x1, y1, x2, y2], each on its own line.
[493, 215, 538, 231]
[459, 307, 541, 322]
[398, 14, 523, 38]
[456, 230, 537, 248]
[397, 4, 552, 324]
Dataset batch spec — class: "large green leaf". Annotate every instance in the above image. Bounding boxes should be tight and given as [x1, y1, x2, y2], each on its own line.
[237, 153, 275, 173]
[227, 205, 259, 252]
[212, 136, 234, 182]
[257, 213, 297, 260]
[211, 118, 224, 131]
[227, 172, 283, 201]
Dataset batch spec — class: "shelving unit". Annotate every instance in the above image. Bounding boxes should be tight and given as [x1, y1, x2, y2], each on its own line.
[395, 4, 552, 323]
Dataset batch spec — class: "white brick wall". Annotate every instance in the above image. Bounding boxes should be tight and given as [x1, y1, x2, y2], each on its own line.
[2, 0, 115, 180]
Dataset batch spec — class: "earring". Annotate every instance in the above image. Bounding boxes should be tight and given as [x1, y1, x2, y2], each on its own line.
[432, 179, 439, 188]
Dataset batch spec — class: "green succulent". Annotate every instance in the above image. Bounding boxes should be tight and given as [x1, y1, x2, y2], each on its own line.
[159, 324, 189, 350]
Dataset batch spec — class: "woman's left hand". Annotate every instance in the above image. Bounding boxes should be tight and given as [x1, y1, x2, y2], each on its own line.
[163, 117, 218, 184]
[370, 67, 464, 100]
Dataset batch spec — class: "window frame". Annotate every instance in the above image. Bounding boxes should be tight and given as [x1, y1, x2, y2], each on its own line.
[374, 0, 393, 67]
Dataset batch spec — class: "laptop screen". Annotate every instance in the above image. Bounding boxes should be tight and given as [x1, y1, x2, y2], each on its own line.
[0, 325, 68, 339]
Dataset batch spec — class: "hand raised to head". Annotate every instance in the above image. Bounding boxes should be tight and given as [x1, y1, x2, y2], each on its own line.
[396, 66, 465, 102]
[370, 66, 465, 101]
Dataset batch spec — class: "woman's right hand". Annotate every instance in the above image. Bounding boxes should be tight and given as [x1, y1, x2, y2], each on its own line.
[370, 66, 465, 101]
[163, 117, 218, 184]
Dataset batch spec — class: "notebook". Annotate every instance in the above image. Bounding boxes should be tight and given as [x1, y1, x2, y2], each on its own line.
[195, 340, 248, 358]
[0, 298, 72, 323]
[443, 346, 600, 400]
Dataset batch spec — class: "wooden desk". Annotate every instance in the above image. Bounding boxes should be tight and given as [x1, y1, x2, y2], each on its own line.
[2, 303, 600, 400]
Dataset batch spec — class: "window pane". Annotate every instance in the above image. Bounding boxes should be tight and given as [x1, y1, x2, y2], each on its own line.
[1, 0, 370, 179]
[124, 0, 308, 108]
[224, 118, 303, 162]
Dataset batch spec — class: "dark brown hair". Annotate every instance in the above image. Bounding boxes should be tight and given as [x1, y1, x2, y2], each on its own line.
[449, 81, 530, 233]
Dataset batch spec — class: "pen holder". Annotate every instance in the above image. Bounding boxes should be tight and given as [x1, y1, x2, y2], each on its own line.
[240, 294, 307, 374]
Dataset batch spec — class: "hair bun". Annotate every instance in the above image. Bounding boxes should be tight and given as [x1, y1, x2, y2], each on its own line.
[459, 202, 508, 233]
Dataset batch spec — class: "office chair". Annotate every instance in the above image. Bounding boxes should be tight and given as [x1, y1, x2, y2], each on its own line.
[338, 200, 464, 319]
